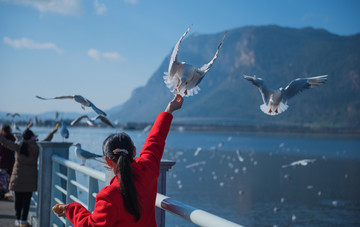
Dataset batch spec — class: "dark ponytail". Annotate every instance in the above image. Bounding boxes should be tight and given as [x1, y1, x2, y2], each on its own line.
[20, 129, 35, 157]
[103, 133, 141, 221]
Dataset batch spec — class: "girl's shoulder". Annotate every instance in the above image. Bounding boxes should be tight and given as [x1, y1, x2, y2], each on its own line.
[99, 177, 122, 199]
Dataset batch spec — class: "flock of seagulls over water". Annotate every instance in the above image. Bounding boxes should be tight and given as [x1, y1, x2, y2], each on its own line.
[36, 94, 113, 132]
[29, 25, 329, 166]
[35, 94, 112, 165]
[163, 25, 328, 115]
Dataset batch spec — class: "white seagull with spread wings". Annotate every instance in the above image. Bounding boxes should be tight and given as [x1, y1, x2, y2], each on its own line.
[164, 25, 225, 96]
[244, 75, 328, 115]
[36, 95, 107, 116]
[71, 115, 114, 128]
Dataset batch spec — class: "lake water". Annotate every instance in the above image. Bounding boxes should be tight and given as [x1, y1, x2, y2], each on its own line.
[34, 126, 360, 227]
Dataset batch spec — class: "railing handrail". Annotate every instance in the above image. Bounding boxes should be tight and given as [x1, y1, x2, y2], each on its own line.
[52, 155, 105, 182]
[155, 193, 244, 227]
[50, 155, 243, 227]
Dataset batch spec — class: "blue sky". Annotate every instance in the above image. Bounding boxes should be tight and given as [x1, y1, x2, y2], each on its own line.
[1, 0, 359, 114]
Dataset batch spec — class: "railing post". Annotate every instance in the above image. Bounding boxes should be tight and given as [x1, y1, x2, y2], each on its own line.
[50, 161, 64, 227]
[37, 142, 72, 227]
[156, 160, 176, 227]
[88, 177, 99, 212]
[65, 168, 77, 227]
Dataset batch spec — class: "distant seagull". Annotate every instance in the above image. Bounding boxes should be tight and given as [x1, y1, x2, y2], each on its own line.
[164, 25, 225, 97]
[244, 75, 328, 115]
[36, 95, 107, 116]
[60, 122, 69, 141]
[70, 115, 114, 128]
[6, 113, 21, 118]
[55, 111, 60, 121]
[72, 143, 103, 166]
[281, 159, 316, 168]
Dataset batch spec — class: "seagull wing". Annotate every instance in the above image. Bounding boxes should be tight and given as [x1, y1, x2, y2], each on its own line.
[80, 149, 101, 159]
[282, 75, 328, 101]
[70, 115, 89, 126]
[244, 75, 270, 104]
[94, 115, 114, 128]
[168, 25, 192, 75]
[36, 95, 74, 100]
[198, 34, 225, 74]
[86, 99, 107, 116]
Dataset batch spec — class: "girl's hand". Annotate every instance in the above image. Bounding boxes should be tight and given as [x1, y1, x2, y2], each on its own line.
[165, 94, 184, 114]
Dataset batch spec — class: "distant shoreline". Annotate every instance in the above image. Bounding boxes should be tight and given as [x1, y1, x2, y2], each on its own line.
[2, 120, 359, 135]
[168, 124, 360, 134]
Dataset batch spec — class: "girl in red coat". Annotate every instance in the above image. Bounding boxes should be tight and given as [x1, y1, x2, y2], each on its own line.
[55, 94, 183, 226]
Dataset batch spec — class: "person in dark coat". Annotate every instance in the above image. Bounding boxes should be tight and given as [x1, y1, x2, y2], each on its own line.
[0, 125, 16, 176]
[0, 129, 39, 226]
[0, 125, 16, 198]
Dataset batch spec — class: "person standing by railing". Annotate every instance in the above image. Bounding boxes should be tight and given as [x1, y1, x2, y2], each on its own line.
[0, 122, 59, 227]
[53, 94, 184, 226]
[0, 129, 39, 227]
[0, 125, 16, 199]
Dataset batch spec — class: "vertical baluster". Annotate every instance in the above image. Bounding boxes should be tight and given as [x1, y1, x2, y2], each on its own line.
[66, 168, 77, 227]
[88, 177, 99, 212]
[51, 162, 63, 226]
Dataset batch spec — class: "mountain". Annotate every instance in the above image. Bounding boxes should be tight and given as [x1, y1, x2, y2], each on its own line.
[111, 25, 360, 129]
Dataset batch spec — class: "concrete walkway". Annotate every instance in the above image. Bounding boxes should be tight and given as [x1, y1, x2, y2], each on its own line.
[0, 196, 35, 227]
[0, 197, 16, 227]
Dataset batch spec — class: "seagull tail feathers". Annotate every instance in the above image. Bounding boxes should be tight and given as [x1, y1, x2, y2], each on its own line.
[260, 102, 288, 116]
[277, 102, 289, 114]
[163, 72, 178, 93]
[260, 104, 272, 115]
[183, 86, 201, 97]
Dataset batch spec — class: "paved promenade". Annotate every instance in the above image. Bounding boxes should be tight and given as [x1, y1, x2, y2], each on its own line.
[0, 197, 16, 227]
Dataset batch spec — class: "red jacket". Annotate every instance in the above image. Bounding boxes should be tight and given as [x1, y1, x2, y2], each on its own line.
[65, 112, 173, 226]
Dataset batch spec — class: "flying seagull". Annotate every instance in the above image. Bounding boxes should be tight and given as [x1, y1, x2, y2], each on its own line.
[36, 95, 107, 116]
[282, 159, 316, 168]
[6, 113, 21, 118]
[72, 143, 103, 166]
[244, 75, 328, 115]
[70, 115, 114, 128]
[164, 25, 225, 97]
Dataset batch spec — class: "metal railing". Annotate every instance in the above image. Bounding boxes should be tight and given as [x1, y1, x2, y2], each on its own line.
[51, 155, 105, 226]
[49, 155, 243, 227]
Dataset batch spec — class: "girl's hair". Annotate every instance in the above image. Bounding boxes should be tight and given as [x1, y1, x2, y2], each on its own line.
[103, 132, 141, 221]
[0, 125, 15, 141]
[20, 129, 35, 157]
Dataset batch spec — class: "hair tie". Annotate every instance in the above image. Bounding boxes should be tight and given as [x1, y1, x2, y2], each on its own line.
[113, 148, 129, 155]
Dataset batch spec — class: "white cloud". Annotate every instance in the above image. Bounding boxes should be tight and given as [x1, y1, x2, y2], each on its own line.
[124, 0, 138, 4]
[102, 52, 125, 61]
[1, 0, 83, 15]
[3, 37, 64, 54]
[88, 48, 101, 60]
[94, 0, 106, 15]
[88, 49, 125, 62]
